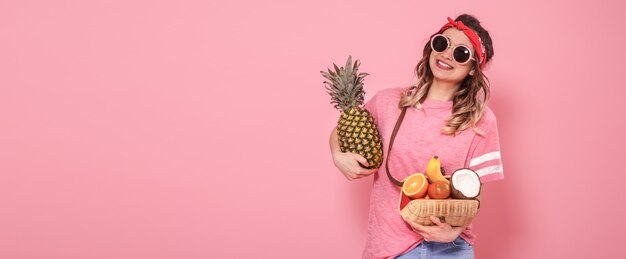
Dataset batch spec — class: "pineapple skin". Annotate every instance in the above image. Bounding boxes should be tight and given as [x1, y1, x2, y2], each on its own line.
[337, 107, 383, 169]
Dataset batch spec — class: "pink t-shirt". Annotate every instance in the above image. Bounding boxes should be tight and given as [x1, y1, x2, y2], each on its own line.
[360, 87, 504, 259]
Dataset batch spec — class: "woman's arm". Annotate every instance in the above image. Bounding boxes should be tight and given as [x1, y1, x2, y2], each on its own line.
[403, 185, 485, 242]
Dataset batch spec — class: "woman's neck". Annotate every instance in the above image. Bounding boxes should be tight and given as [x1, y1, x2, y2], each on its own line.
[427, 78, 460, 101]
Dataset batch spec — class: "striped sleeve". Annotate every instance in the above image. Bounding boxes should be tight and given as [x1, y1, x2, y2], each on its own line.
[466, 109, 504, 183]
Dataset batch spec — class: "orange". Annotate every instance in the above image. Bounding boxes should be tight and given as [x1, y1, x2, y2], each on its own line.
[402, 173, 429, 199]
[427, 181, 451, 199]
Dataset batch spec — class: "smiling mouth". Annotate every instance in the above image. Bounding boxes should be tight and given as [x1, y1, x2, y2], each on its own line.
[437, 60, 453, 70]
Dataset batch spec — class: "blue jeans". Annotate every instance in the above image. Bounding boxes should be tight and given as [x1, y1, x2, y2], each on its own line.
[395, 237, 474, 259]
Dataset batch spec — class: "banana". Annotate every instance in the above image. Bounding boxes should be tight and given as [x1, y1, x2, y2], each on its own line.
[426, 156, 449, 184]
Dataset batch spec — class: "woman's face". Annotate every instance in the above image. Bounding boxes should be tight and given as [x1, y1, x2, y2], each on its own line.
[428, 27, 476, 84]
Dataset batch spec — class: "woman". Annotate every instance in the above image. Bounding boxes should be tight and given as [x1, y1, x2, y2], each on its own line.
[329, 14, 504, 258]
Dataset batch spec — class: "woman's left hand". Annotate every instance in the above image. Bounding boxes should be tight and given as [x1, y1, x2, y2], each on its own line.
[404, 216, 465, 242]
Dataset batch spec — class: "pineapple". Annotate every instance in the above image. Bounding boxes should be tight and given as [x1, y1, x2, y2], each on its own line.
[321, 56, 383, 169]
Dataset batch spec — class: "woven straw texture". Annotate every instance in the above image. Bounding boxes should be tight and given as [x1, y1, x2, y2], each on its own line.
[400, 199, 479, 227]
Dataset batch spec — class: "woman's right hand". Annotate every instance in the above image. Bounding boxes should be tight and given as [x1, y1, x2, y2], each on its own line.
[332, 152, 378, 181]
[330, 127, 378, 180]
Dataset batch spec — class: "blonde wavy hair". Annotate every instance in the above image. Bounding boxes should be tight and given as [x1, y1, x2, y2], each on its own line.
[399, 14, 493, 136]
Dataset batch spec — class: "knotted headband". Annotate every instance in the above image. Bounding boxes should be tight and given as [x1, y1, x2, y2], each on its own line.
[433, 17, 487, 69]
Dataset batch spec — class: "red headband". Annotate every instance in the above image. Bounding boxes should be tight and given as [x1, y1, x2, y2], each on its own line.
[433, 17, 487, 69]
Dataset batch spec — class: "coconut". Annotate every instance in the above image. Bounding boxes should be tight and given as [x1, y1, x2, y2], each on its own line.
[450, 168, 482, 199]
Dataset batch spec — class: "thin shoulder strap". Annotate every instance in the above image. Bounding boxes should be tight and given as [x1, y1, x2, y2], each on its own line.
[385, 106, 408, 187]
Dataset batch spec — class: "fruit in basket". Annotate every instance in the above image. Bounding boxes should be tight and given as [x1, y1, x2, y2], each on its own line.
[450, 168, 482, 199]
[426, 156, 449, 184]
[321, 56, 383, 169]
[402, 173, 429, 199]
[427, 181, 451, 199]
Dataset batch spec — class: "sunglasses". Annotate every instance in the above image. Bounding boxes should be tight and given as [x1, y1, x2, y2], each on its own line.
[430, 34, 476, 65]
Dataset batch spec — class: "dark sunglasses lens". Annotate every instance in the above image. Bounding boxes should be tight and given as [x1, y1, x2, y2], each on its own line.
[453, 47, 471, 63]
[431, 35, 448, 52]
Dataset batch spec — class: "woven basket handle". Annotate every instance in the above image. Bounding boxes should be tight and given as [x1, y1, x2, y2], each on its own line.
[385, 106, 408, 187]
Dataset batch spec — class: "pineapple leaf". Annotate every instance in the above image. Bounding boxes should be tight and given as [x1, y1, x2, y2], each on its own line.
[345, 56, 353, 78]
[333, 63, 341, 75]
[322, 56, 370, 111]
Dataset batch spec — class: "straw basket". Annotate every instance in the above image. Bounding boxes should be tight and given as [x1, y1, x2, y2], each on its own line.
[398, 191, 479, 227]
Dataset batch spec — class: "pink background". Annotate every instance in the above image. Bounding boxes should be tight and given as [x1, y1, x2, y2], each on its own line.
[1, 0, 625, 258]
